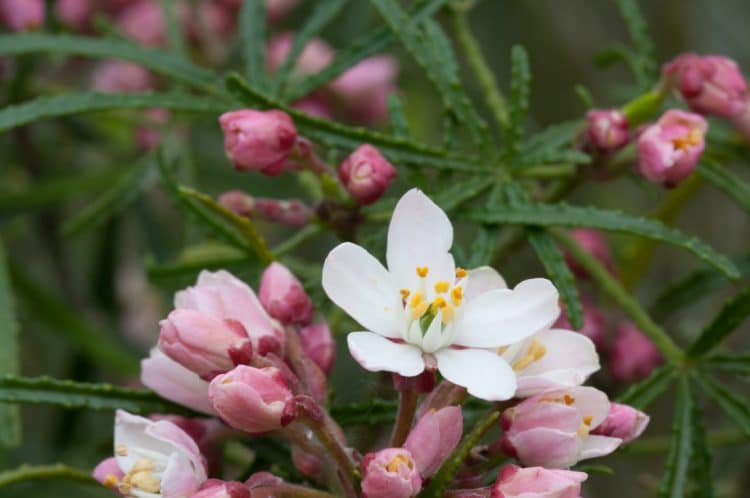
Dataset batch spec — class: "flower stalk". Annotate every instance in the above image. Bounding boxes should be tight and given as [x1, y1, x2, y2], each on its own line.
[390, 388, 419, 447]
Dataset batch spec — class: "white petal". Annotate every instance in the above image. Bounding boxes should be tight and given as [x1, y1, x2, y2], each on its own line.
[567, 386, 612, 429]
[159, 452, 203, 498]
[322, 243, 404, 338]
[347, 332, 425, 376]
[114, 411, 172, 473]
[421, 315, 445, 353]
[140, 349, 214, 415]
[580, 435, 622, 460]
[435, 348, 516, 401]
[386, 189, 455, 291]
[452, 278, 560, 348]
[463, 266, 507, 301]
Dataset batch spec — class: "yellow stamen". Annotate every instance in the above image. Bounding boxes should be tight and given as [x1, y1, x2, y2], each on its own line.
[409, 291, 423, 308]
[583, 415, 593, 426]
[455, 267, 467, 278]
[431, 296, 447, 310]
[497, 345, 509, 355]
[511, 338, 547, 371]
[385, 453, 413, 473]
[416, 266, 429, 278]
[434, 281, 450, 293]
[411, 301, 429, 320]
[441, 304, 455, 324]
[122, 459, 161, 494]
[103, 474, 119, 489]
[115, 444, 128, 456]
[451, 286, 463, 306]
[400, 288, 411, 300]
[577, 423, 591, 438]
[563, 394, 575, 406]
[673, 129, 702, 150]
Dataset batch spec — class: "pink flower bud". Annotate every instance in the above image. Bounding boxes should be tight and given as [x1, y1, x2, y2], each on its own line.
[298, 322, 335, 374]
[208, 365, 293, 434]
[609, 322, 662, 382]
[564, 228, 616, 279]
[292, 94, 334, 119]
[219, 109, 298, 175]
[253, 198, 314, 227]
[175, 270, 284, 358]
[586, 109, 630, 152]
[267, 33, 334, 76]
[501, 386, 621, 468]
[554, 293, 608, 352]
[591, 402, 650, 443]
[92, 457, 124, 491]
[490, 465, 587, 498]
[636, 109, 707, 187]
[135, 108, 170, 151]
[245, 471, 284, 489]
[330, 56, 398, 124]
[158, 309, 253, 380]
[55, 0, 93, 30]
[338, 144, 397, 205]
[731, 98, 750, 141]
[0, 0, 44, 31]
[292, 444, 324, 481]
[91, 60, 155, 93]
[404, 406, 463, 477]
[361, 448, 422, 498]
[116, 0, 167, 46]
[141, 348, 214, 415]
[663, 53, 747, 118]
[266, 0, 299, 22]
[259, 262, 314, 326]
[193, 479, 250, 498]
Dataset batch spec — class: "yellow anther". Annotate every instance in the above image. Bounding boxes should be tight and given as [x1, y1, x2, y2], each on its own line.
[115, 444, 128, 456]
[103, 474, 119, 489]
[455, 267, 467, 278]
[511, 338, 547, 371]
[411, 301, 429, 320]
[441, 304, 455, 324]
[434, 281, 450, 293]
[431, 296, 447, 310]
[416, 266, 429, 278]
[673, 129, 702, 150]
[385, 453, 413, 473]
[497, 345, 509, 355]
[451, 286, 463, 306]
[583, 415, 593, 426]
[400, 288, 411, 300]
[563, 394, 575, 406]
[409, 291, 424, 308]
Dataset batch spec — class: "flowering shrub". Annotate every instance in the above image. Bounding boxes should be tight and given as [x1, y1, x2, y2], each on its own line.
[0, 1, 749, 498]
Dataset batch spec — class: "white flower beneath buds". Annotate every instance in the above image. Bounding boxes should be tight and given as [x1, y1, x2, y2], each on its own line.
[322, 189, 561, 401]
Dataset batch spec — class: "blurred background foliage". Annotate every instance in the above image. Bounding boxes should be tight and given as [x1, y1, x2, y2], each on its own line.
[0, 1, 749, 497]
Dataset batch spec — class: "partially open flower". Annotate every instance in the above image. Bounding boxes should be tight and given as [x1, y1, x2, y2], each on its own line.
[491, 465, 587, 498]
[591, 402, 650, 443]
[361, 448, 422, 498]
[338, 145, 397, 205]
[259, 262, 314, 326]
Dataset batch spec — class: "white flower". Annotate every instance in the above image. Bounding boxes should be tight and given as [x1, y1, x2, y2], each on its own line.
[111, 410, 207, 498]
[322, 189, 560, 400]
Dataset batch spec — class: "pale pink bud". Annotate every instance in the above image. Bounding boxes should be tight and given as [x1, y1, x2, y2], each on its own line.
[266, 0, 299, 22]
[55, 0, 93, 30]
[116, 0, 167, 46]
[730, 98, 750, 141]
[609, 322, 662, 382]
[259, 262, 314, 326]
[141, 348, 214, 415]
[208, 365, 293, 434]
[292, 445, 324, 481]
[299, 322, 335, 374]
[292, 93, 334, 120]
[267, 33, 334, 76]
[490, 465, 587, 498]
[245, 471, 284, 489]
[564, 228, 616, 279]
[253, 198, 314, 227]
[218, 190, 255, 217]
[331, 55, 398, 124]
[591, 402, 650, 443]
[219, 109, 298, 175]
[91, 60, 155, 93]
[158, 308, 253, 380]
[175, 270, 284, 357]
[193, 479, 250, 498]
[92, 457, 124, 491]
[0, 0, 44, 31]
[404, 406, 463, 477]
[501, 386, 621, 468]
[338, 144, 397, 205]
[637, 109, 707, 187]
[361, 448, 422, 498]
[554, 293, 608, 352]
[663, 53, 747, 118]
[586, 109, 630, 152]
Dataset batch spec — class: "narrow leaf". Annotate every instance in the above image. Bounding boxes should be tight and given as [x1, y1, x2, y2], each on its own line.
[658, 376, 693, 498]
[0, 240, 20, 447]
[688, 285, 750, 357]
[696, 374, 750, 437]
[505, 45, 531, 159]
[617, 365, 675, 409]
[240, 0, 267, 89]
[159, 0, 188, 57]
[689, 386, 714, 498]
[0, 464, 97, 489]
[387, 93, 411, 139]
[615, 0, 657, 89]
[329, 399, 398, 426]
[705, 353, 750, 376]
[464, 202, 739, 279]
[697, 161, 750, 215]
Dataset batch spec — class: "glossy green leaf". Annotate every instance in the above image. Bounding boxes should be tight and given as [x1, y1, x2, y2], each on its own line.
[465, 202, 739, 279]
[505, 45, 531, 158]
[0, 241, 20, 448]
[617, 365, 675, 409]
[0, 92, 229, 133]
[239, 0, 267, 89]
[688, 285, 750, 357]
[658, 376, 693, 498]
[697, 161, 750, 215]
[695, 374, 750, 437]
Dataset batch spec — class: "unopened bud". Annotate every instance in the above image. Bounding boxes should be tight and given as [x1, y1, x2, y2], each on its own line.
[609, 322, 662, 382]
[259, 262, 314, 326]
[586, 109, 630, 152]
[338, 144, 397, 205]
[0, 0, 44, 31]
[592, 402, 650, 443]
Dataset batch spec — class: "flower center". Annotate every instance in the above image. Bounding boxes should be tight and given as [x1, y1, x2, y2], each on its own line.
[120, 458, 161, 495]
[672, 128, 702, 150]
[385, 453, 414, 473]
[401, 267, 466, 327]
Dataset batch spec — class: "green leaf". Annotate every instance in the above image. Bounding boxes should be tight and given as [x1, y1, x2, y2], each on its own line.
[239, 0, 267, 89]
[0, 375, 193, 415]
[617, 365, 675, 409]
[504, 45, 531, 159]
[435, 175, 493, 212]
[658, 376, 693, 498]
[695, 374, 750, 437]
[387, 93, 411, 139]
[368, 0, 488, 144]
[329, 399, 398, 426]
[466, 226, 496, 268]
[689, 386, 714, 498]
[615, 0, 657, 89]
[0, 92, 229, 133]
[697, 161, 750, 215]
[464, 202, 740, 279]
[705, 353, 750, 376]
[10, 268, 139, 376]
[284, 0, 449, 101]
[0, 241, 20, 448]
[688, 285, 750, 357]
[273, 0, 348, 96]
[0, 464, 97, 489]
[226, 74, 482, 171]
[159, 0, 188, 58]
[61, 158, 154, 236]
[0, 33, 218, 91]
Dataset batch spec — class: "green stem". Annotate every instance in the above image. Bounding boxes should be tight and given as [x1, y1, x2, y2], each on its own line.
[552, 229, 684, 364]
[299, 412, 359, 498]
[390, 388, 419, 447]
[449, 10, 509, 130]
[0, 464, 97, 489]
